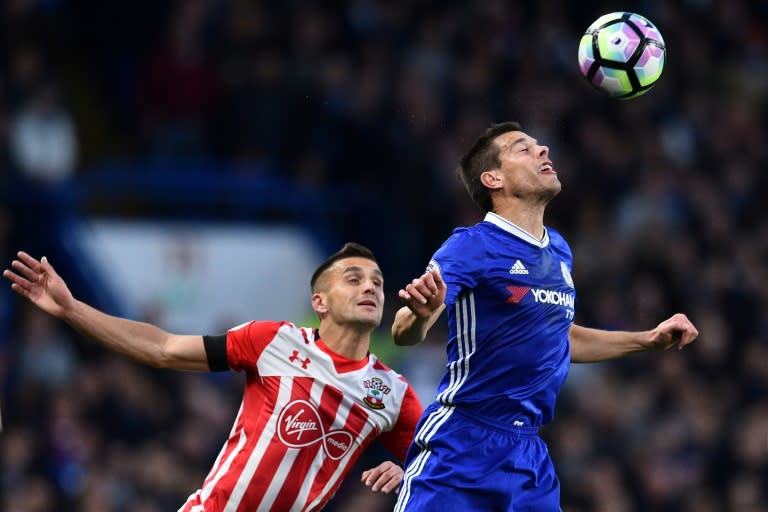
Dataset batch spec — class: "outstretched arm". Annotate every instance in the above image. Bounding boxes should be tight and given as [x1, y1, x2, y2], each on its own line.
[569, 313, 699, 363]
[3, 251, 211, 371]
[392, 269, 446, 346]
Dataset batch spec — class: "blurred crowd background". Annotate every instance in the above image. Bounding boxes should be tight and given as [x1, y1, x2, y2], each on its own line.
[1, 0, 767, 511]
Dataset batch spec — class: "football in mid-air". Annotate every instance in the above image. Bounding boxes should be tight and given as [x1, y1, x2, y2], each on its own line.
[577, 12, 666, 99]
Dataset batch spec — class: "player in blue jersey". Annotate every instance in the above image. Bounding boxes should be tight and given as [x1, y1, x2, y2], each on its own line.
[391, 121, 699, 511]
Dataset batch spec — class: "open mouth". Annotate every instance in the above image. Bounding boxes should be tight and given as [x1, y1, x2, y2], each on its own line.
[539, 162, 556, 173]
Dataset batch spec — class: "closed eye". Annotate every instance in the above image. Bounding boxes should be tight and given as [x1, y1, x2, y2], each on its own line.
[511, 143, 531, 153]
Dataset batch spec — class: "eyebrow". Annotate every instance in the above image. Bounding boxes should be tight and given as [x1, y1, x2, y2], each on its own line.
[509, 137, 537, 148]
[342, 266, 383, 279]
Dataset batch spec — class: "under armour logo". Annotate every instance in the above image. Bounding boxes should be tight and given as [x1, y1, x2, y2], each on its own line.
[289, 350, 311, 369]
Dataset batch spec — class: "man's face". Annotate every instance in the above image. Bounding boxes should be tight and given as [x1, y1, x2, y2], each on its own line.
[490, 130, 561, 200]
[313, 257, 385, 329]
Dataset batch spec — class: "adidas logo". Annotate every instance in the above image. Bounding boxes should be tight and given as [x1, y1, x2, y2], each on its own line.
[509, 260, 529, 275]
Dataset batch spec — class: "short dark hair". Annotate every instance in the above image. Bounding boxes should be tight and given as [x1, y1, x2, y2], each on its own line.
[457, 121, 523, 212]
[310, 242, 378, 291]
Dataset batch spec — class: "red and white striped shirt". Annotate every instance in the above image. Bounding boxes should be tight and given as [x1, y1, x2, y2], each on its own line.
[179, 321, 423, 512]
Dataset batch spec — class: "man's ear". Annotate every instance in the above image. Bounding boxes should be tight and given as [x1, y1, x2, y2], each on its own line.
[311, 292, 328, 315]
[480, 170, 503, 190]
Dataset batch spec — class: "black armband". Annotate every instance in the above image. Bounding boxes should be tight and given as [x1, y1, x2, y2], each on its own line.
[203, 334, 230, 372]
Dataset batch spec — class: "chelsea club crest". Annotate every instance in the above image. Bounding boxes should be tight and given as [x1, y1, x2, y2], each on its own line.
[560, 261, 574, 288]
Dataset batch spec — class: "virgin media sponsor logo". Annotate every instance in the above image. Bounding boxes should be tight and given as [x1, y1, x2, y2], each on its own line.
[277, 400, 354, 460]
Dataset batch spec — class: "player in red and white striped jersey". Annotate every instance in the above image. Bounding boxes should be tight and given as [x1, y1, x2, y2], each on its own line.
[4, 243, 423, 511]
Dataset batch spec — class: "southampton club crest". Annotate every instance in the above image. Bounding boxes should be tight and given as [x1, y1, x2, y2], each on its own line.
[362, 377, 391, 410]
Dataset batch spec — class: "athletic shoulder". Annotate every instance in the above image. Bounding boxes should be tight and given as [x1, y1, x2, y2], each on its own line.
[370, 354, 401, 376]
[546, 226, 567, 242]
[545, 227, 573, 255]
[435, 223, 488, 258]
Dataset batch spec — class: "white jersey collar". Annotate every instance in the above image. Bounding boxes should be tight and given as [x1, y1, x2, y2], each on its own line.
[484, 212, 550, 248]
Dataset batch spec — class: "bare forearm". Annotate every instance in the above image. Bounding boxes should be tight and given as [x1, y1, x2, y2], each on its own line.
[569, 324, 652, 363]
[65, 299, 176, 367]
[4, 252, 208, 370]
[392, 305, 444, 346]
[571, 314, 699, 362]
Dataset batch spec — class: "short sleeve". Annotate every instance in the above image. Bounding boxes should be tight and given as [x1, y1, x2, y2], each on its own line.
[432, 229, 485, 306]
[226, 320, 287, 372]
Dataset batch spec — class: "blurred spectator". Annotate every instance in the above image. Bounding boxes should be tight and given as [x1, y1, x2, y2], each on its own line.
[138, 0, 218, 158]
[3, 475, 57, 512]
[1, 1, 767, 510]
[15, 305, 75, 388]
[8, 81, 78, 185]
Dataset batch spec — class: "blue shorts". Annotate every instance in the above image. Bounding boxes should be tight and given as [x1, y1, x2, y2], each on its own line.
[395, 403, 561, 512]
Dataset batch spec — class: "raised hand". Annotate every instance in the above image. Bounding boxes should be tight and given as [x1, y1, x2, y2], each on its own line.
[3, 251, 74, 318]
[398, 269, 446, 319]
[361, 460, 403, 494]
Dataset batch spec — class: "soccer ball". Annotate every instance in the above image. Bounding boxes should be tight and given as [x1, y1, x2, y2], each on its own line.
[577, 12, 666, 99]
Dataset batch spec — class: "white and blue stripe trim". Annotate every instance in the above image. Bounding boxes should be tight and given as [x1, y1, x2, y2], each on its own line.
[395, 291, 477, 511]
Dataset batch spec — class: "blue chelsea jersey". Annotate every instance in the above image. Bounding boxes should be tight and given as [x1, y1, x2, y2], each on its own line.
[429, 212, 576, 427]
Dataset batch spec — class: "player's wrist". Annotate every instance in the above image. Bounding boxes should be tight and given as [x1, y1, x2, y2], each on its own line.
[641, 329, 660, 350]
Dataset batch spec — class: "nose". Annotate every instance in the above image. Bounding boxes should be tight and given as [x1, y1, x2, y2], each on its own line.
[537, 144, 549, 158]
[362, 279, 377, 294]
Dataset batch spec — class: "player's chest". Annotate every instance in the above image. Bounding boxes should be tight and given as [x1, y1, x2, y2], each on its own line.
[258, 346, 402, 430]
[484, 250, 576, 311]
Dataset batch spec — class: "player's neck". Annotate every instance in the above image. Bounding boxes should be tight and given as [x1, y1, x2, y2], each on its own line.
[491, 203, 546, 240]
[317, 322, 372, 360]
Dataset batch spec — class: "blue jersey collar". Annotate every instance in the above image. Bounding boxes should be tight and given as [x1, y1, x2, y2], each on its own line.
[484, 212, 550, 248]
